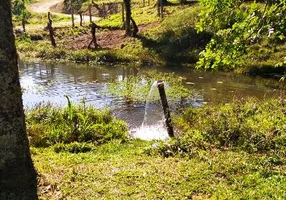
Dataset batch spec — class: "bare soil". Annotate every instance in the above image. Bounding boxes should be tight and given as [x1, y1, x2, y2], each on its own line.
[67, 22, 159, 50]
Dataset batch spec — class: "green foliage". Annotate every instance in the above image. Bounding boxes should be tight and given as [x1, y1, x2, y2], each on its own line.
[196, 0, 286, 70]
[12, 0, 31, 25]
[156, 98, 286, 157]
[26, 101, 128, 147]
[107, 73, 192, 102]
[53, 142, 95, 153]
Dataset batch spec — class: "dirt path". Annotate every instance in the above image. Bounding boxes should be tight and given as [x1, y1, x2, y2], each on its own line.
[29, 0, 63, 14]
[28, 0, 98, 28]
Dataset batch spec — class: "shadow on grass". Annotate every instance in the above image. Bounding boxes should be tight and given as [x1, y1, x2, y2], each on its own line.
[247, 65, 286, 79]
[137, 27, 211, 65]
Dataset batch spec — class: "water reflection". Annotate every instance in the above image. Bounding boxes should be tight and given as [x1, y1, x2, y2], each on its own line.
[19, 61, 285, 127]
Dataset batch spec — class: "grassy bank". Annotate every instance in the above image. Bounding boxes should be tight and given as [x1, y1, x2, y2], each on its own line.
[25, 98, 286, 199]
[33, 140, 286, 199]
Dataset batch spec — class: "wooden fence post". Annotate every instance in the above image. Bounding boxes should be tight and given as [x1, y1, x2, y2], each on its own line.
[47, 12, 56, 47]
[157, 80, 174, 138]
[89, 4, 92, 22]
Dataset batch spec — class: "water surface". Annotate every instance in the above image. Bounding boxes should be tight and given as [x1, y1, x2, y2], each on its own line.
[19, 61, 285, 128]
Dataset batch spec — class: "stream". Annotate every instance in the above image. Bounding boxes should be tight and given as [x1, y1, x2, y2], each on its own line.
[19, 61, 285, 129]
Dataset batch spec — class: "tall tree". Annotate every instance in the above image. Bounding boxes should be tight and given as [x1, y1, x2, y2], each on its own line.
[124, 0, 132, 36]
[0, 0, 37, 199]
[123, 0, 138, 37]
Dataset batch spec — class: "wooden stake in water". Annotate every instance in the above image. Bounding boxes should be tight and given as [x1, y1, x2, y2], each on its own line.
[157, 80, 174, 137]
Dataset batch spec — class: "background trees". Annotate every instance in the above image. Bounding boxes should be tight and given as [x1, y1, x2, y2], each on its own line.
[196, 0, 286, 70]
[12, 0, 31, 32]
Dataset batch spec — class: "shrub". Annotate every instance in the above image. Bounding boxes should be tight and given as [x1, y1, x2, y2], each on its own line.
[26, 102, 128, 147]
[155, 98, 286, 157]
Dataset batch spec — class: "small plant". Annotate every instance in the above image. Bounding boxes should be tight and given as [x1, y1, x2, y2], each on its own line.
[53, 142, 95, 153]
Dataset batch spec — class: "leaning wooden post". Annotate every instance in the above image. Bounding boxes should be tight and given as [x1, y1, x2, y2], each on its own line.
[47, 12, 56, 47]
[157, 80, 174, 137]
[79, 12, 83, 26]
[71, 0, 75, 27]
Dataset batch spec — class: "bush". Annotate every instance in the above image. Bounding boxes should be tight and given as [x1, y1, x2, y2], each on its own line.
[26, 102, 128, 147]
[155, 98, 286, 157]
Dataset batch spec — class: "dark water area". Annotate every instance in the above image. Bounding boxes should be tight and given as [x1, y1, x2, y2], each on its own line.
[19, 61, 285, 127]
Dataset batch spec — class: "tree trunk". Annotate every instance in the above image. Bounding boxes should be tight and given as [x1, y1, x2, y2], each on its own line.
[124, 0, 131, 36]
[71, 0, 74, 27]
[0, 0, 38, 199]
[157, 0, 163, 18]
[121, 2, 125, 23]
[22, 18, 26, 32]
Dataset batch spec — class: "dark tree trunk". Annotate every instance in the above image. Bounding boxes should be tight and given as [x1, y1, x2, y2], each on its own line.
[124, 0, 132, 36]
[157, 0, 163, 18]
[70, 0, 75, 27]
[121, 2, 125, 23]
[22, 18, 26, 32]
[0, 0, 38, 199]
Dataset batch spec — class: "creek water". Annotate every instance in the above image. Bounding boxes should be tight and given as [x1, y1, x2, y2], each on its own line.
[19, 61, 285, 137]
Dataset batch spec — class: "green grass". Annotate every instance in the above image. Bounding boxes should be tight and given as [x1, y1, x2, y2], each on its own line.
[16, 36, 132, 63]
[158, 98, 286, 157]
[25, 97, 286, 199]
[26, 102, 128, 147]
[13, 11, 71, 27]
[33, 139, 286, 199]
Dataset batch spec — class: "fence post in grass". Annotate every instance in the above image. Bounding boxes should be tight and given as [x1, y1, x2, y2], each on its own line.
[79, 11, 83, 26]
[89, 4, 92, 22]
[47, 12, 56, 47]
[157, 80, 175, 138]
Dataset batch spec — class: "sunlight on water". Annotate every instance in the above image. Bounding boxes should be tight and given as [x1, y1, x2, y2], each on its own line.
[128, 81, 170, 141]
[129, 120, 169, 141]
